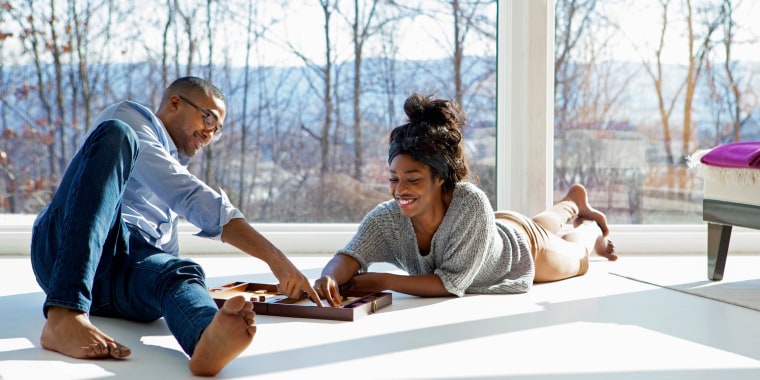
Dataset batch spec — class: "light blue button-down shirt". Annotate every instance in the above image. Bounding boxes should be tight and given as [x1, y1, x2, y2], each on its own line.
[92, 101, 243, 256]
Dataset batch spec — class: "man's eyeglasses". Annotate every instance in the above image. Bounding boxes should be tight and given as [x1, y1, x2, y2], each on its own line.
[178, 95, 222, 141]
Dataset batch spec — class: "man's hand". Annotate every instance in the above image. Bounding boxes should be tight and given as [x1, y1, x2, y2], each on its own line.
[220, 218, 323, 306]
[270, 258, 323, 307]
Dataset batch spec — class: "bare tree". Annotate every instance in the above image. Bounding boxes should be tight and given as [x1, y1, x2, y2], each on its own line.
[679, 0, 724, 162]
[9, 0, 61, 191]
[718, 0, 756, 143]
[317, 0, 335, 183]
[700, 0, 760, 147]
[236, 1, 257, 209]
[340, 0, 380, 181]
[316, 0, 336, 221]
[201, 0, 217, 188]
[159, 0, 200, 83]
[721, 0, 742, 142]
[642, 0, 681, 165]
[554, 0, 597, 123]
[46, 0, 69, 174]
[427, 0, 496, 107]
[67, 0, 115, 146]
[233, 1, 279, 211]
[161, 0, 175, 89]
[642, 0, 724, 164]
[286, 0, 337, 221]
[377, 16, 401, 129]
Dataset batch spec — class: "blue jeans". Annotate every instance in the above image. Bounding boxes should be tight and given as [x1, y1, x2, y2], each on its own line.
[30, 120, 218, 356]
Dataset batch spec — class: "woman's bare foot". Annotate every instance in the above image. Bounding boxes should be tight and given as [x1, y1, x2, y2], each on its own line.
[594, 235, 617, 261]
[563, 184, 610, 237]
[40, 306, 131, 359]
[188, 295, 256, 377]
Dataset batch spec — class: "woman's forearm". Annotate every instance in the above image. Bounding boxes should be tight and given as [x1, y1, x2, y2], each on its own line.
[384, 273, 451, 297]
[320, 254, 360, 285]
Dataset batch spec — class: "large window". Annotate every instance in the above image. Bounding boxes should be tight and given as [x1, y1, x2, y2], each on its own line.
[0, 1, 497, 223]
[553, 0, 760, 225]
[2, 1, 759, 256]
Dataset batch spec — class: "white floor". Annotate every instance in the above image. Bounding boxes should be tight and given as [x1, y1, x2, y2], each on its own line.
[2, 253, 760, 379]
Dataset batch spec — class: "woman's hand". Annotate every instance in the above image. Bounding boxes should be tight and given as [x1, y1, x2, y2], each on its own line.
[315, 254, 362, 306]
[314, 275, 343, 307]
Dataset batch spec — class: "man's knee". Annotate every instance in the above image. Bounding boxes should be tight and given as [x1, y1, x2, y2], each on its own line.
[162, 258, 207, 286]
[89, 120, 139, 157]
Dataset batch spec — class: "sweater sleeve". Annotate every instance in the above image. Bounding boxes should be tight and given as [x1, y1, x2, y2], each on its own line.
[335, 201, 397, 272]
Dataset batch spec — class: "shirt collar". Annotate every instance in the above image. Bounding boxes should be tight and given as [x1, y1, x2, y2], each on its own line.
[156, 116, 190, 166]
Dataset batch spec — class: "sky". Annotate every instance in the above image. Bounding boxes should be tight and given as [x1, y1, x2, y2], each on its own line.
[130, 0, 760, 67]
[134, 1, 497, 68]
[5, 1, 757, 67]
[2, 1, 489, 67]
[600, 0, 760, 65]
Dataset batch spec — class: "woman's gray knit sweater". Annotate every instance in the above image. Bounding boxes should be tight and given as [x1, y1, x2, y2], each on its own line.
[337, 182, 535, 296]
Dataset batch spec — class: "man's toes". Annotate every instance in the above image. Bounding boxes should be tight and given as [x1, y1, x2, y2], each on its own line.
[222, 295, 248, 314]
[110, 343, 131, 358]
[84, 343, 108, 358]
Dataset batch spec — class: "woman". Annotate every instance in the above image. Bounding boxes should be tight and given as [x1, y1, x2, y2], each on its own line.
[314, 93, 616, 306]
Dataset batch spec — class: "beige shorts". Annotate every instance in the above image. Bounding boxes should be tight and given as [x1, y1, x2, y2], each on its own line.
[494, 210, 549, 260]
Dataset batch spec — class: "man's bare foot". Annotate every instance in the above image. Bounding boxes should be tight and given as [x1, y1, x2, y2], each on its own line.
[40, 306, 131, 359]
[188, 295, 256, 377]
[563, 184, 610, 237]
[594, 235, 617, 261]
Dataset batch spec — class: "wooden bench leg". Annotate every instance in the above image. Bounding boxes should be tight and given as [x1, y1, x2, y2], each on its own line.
[707, 222, 731, 281]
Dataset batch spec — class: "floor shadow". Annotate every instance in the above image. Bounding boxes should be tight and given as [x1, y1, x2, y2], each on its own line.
[217, 282, 760, 377]
[4, 267, 760, 379]
[611, 272, 760, 312]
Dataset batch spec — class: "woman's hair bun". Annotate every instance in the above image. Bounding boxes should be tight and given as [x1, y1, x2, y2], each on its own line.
[403, 93, 449, 127]
[402, 93, 424, 122]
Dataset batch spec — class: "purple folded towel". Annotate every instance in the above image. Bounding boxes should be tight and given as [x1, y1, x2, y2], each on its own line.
[700, 141, 760, 168]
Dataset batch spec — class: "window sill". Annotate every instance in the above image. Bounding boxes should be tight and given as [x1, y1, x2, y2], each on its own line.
[1, 214, 756, 256]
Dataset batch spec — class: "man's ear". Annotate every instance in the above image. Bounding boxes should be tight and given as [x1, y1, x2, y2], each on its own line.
[169, 95, 182, 112]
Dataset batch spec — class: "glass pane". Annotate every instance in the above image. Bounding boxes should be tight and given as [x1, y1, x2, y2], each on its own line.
[553, 0, 760, 224]
[0, 1, 497, 223]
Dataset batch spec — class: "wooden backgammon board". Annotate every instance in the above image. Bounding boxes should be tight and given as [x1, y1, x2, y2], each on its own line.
[208, 281, 392, 321]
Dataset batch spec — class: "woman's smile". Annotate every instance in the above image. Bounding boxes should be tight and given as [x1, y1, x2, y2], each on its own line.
[396, 197, 417, 208]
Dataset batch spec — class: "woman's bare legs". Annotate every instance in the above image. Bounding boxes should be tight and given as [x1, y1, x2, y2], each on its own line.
[533, 220, 617, 282]
[532, 184, 610, 236]
[532, 184, 617, 283]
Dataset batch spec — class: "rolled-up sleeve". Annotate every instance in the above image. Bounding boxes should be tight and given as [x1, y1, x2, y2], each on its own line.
[194, 188, 244, 239]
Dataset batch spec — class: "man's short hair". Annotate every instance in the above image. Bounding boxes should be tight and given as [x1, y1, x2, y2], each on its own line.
[165, 76, 225, 105]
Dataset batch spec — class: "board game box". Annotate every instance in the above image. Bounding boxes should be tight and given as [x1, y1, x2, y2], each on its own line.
[208, 281, 392, 321]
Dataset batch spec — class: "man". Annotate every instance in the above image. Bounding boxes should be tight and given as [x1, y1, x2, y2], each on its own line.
[30, 76, 321, 376]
